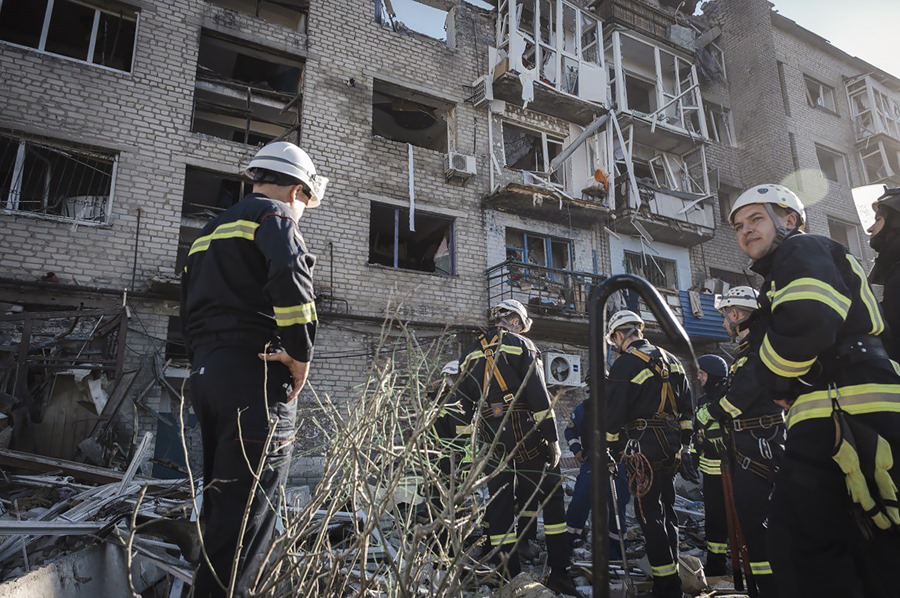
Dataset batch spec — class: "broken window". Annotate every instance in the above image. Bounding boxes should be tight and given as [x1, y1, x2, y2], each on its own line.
[0, 0, 137, 72]
[624, 73, 655, 114]
[375, 0, 449, 41]
[859, 142, 900, 185]
[193, 31, 302, 145]
[804, 75, 836, 112]
[717, 188, 734, 224]
[705, 102, 735, 146]
[177, 167, 247, 272]
[815, 144, 849, 185]
[207, 0, 308, 31]
[0, 132, 116, 224]
[505, 228, 572, 270]
[368, 203, 455, 275]
[709, 267, 756, 288]
[502, 122, 565, 185]
[372, 80, 449, 152]
[827, 217, 862, 257]
[624, 250, 677, 289]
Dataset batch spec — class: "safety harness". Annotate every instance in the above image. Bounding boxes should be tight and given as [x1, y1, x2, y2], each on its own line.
[724, 413, 784, 482]
[479, 331, 518, 419]
[626, 346, 678, 417]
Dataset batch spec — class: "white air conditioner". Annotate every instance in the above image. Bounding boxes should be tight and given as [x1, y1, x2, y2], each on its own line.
[544, 353, 581, 387]
[444, 151, 477, 184]
[470, 75, 493, 108]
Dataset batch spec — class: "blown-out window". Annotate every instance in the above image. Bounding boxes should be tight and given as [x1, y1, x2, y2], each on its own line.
[368, 203, 454, 275]
[0, 0, 138, 72]
[0, 132, 116, 224]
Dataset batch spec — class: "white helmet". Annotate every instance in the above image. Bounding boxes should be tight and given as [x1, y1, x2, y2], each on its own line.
[490, 299, 533, 334]
[606, 310, 644, 343]
[714, 286, 759, 312]
[729, 184, 806, 226]
[245, 141, 329, 208]
[441, 360, 459, 376]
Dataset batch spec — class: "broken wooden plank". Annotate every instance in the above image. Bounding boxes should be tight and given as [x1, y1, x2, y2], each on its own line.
[0, 521, 107, 535]
[0, 447, 138, 485]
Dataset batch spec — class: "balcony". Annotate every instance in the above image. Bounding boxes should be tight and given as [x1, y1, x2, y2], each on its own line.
[488, 0, 609, 125]
[608, 180, 715, 246]
[486, 260, 605, 341]
[847, 75, 900, 146]
[483, 176, 611, 226]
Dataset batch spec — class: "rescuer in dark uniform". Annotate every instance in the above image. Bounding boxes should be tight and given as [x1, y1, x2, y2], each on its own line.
[181, 141, 327, 597]
[604, 310, 695, 598]
[701, 285, 784, 597]
[868, 186, 900, 360]
[726, 183, 900, 597]
[455, 299, 579, 596]
[692, 353, 729, 580]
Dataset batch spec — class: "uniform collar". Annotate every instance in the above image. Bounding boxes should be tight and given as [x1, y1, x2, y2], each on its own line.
[750, 229, 804, 278]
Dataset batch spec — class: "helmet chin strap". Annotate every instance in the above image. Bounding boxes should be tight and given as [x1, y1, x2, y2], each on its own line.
[763, 203, 793, 248]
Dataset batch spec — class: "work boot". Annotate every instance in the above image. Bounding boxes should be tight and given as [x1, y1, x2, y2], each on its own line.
[544, 569, 583, 597]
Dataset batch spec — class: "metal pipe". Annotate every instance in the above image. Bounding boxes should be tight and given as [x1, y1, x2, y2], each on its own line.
[131, 207, 142, 291]
[549, 112, 611, 173]
[588, 274, 695, 598]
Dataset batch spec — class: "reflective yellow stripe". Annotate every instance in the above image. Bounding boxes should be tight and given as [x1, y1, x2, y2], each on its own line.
[893, 360, 900, 377]
[273, 302, 317, 326]
[519, 510, 538, 518]
[669, 361, 685, 374]
[731, 356, 748, 374]
[533, 408, 555, 422]
[699, 456, 721, 474]
[461, 349, 484, 368]
[455, 425, 472, 435]
[607, 432, 620, 442]
[760, 334, 816, 378]
[500, 345, 523, 356]
[188, 219, 259, 256]
[786, 383, 900, 429]
[651, 562, 678, 577]
[708, 541, 728, 554]
[720, 397, 742, 418]
[847, 255, 885, 335]
[679, 419, 692, 430]
[771, 277, 851, 320]
[544, 522, 567, 535]
[489, 533, 516, 545]
[750, 561, 773, 575]
[631, 370, 653, 385]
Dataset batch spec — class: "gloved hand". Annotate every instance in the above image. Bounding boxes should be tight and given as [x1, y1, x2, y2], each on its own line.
[546, 440, 562, 468]
[678, 445, 700, 483]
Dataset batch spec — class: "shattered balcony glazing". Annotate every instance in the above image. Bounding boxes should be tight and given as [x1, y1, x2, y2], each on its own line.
[847, 75, 900, 185]
[488, 0, 609, 125]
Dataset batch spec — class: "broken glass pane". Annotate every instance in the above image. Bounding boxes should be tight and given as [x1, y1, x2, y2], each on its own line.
[45, 0, 94, 61]
[93, 11, 137, 71]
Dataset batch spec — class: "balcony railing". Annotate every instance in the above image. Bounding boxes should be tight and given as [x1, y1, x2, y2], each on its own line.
[487, 260, 606, 319]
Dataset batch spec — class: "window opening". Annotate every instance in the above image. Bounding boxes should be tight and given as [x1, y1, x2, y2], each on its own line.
[815, 144, 848, 185]
[624, 249, 676, 289]
[207, 0, 308, 30]
[368, 203, 454, 275]
[372, 80, 449, 152]
[805, 75, 836, 112]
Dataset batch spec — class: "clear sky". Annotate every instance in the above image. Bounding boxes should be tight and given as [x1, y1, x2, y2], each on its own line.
[740, 1, 900, 78]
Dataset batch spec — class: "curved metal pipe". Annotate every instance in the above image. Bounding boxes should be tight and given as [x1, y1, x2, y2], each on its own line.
[588, 274, 695, 598]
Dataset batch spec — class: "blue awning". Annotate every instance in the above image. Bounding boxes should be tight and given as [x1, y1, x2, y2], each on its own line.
[679, 291, 728, 342]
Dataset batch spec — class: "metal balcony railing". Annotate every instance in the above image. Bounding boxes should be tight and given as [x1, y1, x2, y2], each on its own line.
[486, 260, 607, 318]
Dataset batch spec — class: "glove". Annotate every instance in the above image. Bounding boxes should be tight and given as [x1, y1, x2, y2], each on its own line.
[546, 440, 562, 468]
[678, 445, 700, 483]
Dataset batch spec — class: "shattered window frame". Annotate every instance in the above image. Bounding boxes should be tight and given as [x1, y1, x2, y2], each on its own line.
[815, 143, 850, 186]
[375, 0, 450, 42]
[367, 202, 456, 276]
[501, 121, 566, 187]
[827, 216, 863, 258]
[804, 75, 837, 113]
[0, 0, 139, 73]
[0, 131, 117, 226]
[206, 0, 309, 31]
[705, 102, 735, 146]
[624, 249, 677, 290]
[505, 228, 573, 271]
[192, 30, 303, 146]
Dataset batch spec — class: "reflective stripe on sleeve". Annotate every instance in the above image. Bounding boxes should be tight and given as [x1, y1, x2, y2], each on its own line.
[708, 541, 728, 555]
[188, 220, 259, 256]
[544, 522, 568, 536]
[786, 383, 900, 429]
[771, 277, 851, 320]
[273, 302, 317, 326]
[631, 370, 653, 385]
[847, 255, 886, 335]
[651, 562, 678, 577]
[760, 334, 816, 378]
[720, 396, 742, 418]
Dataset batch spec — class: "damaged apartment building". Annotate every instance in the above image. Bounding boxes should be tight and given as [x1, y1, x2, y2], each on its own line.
[0, 0, 894, 489]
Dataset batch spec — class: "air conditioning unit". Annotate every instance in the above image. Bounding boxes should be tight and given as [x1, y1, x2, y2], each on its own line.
[544, 353, 581, 387]
[470, 75, 493, 108]
[444, 151, 477, 184]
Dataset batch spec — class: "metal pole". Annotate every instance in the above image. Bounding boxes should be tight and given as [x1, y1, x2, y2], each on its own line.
[588, 274, 695, 598]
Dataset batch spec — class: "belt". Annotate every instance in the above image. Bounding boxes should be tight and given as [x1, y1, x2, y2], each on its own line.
[825, 334, 889, 364]
[625, 414, 676, 431]
[726, 412, 785, 432]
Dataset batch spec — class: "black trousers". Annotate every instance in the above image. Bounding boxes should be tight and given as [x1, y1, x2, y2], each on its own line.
[634, 458, 681, 598]
[190, 345, 297, 598]
[728, 427, 782, 597]
[485, 454, 571, 576]
[701, 470, 728, 576]
[768, 413, 900, 598]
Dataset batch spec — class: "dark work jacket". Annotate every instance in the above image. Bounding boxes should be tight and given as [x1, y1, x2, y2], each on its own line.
[727, 231, 900, 433]
[181, 193, 317, 362]
[455, 327, 558, 460]
[605, 338, 693, 449]
[713, 325, 786, 421]
[883, 266, 900, 361]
